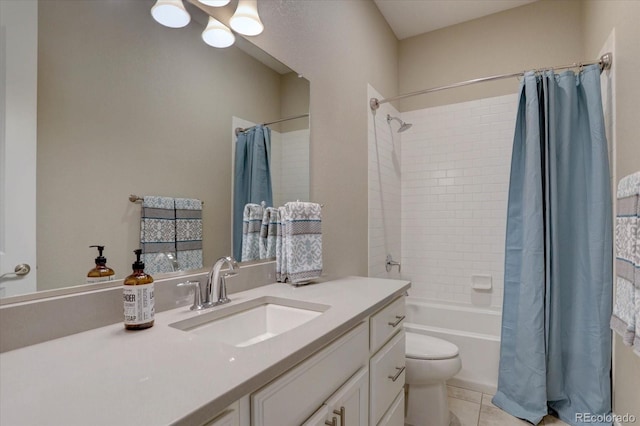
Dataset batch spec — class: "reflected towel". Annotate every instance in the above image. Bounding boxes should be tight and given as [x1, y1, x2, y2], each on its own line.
[175, 198, 203, 271]
[140, 196, 177, 275]
[260, 207, 279, 260]
[276, 206, 287, 282]
[610, 171, 640, 354]
[283, 201, 322, 284]
[241, 203, 263, 262]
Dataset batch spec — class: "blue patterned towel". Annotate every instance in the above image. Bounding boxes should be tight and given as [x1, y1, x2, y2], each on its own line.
[276, 206, 288, 282]
[610, 172, 640, 356]
[260, 207, 279, 260]
[141, 196, 177, 275]
[241, 203, 264, 262]
[175, 198, 203, 271]
[283, 201, 322, 284]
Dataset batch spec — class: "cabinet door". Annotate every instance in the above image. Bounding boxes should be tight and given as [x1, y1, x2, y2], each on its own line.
[325, 366, 369, 426]
[302, 405, 331, 426]
[376, 390, 404, 426]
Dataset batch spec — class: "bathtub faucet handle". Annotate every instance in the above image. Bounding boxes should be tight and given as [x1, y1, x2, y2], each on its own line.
[386, 254, 401, 273]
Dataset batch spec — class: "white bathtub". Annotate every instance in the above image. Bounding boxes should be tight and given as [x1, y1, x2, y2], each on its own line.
[404, 297, 502, 394]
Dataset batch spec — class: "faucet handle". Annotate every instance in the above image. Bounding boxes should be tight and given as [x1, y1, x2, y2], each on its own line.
[217, 274, 232, 305]
[177, 280, 206, 310]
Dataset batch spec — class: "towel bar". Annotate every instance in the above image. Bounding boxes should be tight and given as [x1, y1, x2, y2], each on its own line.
[129, 194, 204, 204]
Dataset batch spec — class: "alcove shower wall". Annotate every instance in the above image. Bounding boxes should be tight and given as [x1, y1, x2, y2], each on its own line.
[368, 90, 518, 308]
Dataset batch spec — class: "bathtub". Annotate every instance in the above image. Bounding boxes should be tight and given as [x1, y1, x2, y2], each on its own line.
[404, 297, 502, 394]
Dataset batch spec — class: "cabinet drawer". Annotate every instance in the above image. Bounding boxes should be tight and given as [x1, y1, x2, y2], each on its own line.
[369, 330, 405, 426]
[376, 389, 404, 426]
[252, 322, 369, 426]
[370, 296, 405, 354]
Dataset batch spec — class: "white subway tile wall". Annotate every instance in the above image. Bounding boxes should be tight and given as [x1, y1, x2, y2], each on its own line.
[273, 128, 310, 207]
[368, 85, 402, 279]
[400, 94, 518, 307]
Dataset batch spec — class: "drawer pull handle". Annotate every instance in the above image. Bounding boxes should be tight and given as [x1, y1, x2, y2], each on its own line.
[388, 315, 405, 327]
[333, 407, 345, 426]
[388, 366, 406, 382]
[325, 416, 337, 426]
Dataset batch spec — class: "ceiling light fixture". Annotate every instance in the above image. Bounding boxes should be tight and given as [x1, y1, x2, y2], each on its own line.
[151, 0, 263, 49]
[202, 16, 236, 48]
[150, 0, 191, 28]
[198, 0, 231, 6]
[230, 0, 264, 36]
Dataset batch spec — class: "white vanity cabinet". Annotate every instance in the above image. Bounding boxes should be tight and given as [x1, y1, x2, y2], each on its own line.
[302, 366, 369, 426]
[251, 322, 369, 426]
[368, 296, 406, 426]
[219, 295, 407, 426]
[203, 402, 240, 426]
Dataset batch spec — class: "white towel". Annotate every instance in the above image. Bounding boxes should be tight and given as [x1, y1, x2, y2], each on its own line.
[282, 201, 322, 284]
[610, 171, 640, 356]
[241, 203, 264, 262]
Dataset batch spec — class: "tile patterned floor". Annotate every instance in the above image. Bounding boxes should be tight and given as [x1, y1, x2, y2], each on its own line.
[446, 385, 571, 426]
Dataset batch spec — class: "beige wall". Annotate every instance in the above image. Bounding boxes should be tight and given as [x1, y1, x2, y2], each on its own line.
[207, 0, 399, 278]
[37, 0, 284, 290]
[582, 0, 640, 419]
[280, 72, 310, 133]
[398, 0, 583, 111]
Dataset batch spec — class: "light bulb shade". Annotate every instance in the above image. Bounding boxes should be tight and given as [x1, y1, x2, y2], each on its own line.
[202, 16, 235, 48]
[230, 0, 263, 36]
[198, 0, 231, 6]
[151, 0, 191, 28]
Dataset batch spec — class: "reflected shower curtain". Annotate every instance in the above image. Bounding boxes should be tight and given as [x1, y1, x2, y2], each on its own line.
[233, 125, 273, 260]
[493, 65, 612, 426]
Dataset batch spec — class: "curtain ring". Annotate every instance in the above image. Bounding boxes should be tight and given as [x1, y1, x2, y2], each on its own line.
[579, 62, 584, 73]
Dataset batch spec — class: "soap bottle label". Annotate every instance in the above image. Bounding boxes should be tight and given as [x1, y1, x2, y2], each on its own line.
[87, 275, 115, 284]
[123, 283, 155, 325]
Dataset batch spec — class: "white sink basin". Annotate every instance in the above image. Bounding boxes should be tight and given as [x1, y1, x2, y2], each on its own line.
[169, 296, 330, 347]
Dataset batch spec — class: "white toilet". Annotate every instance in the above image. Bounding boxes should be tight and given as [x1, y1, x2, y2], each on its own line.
[405, 331, 462, 426]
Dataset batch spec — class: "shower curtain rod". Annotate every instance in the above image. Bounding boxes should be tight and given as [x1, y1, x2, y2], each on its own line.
[235, 113, 310, 136]
[369, 52, 612, 111]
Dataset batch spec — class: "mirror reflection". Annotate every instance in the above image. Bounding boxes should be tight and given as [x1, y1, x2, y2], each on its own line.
[1, 0, 309, 297]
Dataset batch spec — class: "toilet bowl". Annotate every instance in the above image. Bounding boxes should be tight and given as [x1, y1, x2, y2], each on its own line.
[405, 331, 462, 426]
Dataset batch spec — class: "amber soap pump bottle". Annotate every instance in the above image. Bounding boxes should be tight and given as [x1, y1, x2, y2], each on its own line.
[87, 245, 115, 284]
[123, 249, 154, 330]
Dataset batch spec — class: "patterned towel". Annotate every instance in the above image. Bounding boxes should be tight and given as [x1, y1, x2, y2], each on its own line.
[282, 201, 322, 284]
[276, 206, 287, 282]
[260, 207, 279, 260]
[140, 196, 177, 275]
[175, 198, 203, 271]
[241, 203, 264, 262]
[610, 172, 640, 356]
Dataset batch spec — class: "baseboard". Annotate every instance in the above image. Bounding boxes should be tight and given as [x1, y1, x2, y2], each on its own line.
[447, 377, 497, 395]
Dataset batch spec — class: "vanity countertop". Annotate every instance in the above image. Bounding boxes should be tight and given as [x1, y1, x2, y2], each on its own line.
[0, 276, 410, 426]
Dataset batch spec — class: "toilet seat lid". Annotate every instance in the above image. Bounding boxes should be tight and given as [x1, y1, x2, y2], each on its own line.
[405, 332, 459, 360]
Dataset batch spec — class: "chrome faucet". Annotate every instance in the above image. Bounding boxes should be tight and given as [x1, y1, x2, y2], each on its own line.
[205, 256, 239, 306]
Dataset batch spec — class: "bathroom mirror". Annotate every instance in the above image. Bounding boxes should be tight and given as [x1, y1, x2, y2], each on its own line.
[0, 0, 309, 298]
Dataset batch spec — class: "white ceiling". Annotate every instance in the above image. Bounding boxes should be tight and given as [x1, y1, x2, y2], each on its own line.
[374, 0, 538, 40]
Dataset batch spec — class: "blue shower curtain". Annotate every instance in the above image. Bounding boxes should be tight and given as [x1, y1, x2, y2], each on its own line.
[233, 125, 273, 260]
[492, 65, 612, 426]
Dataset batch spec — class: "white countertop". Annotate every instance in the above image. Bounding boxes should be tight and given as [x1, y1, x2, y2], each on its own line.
[0, 276, 410, 426]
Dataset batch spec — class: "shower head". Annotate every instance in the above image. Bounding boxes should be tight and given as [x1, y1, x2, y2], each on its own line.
[387, 114, 412, 133]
